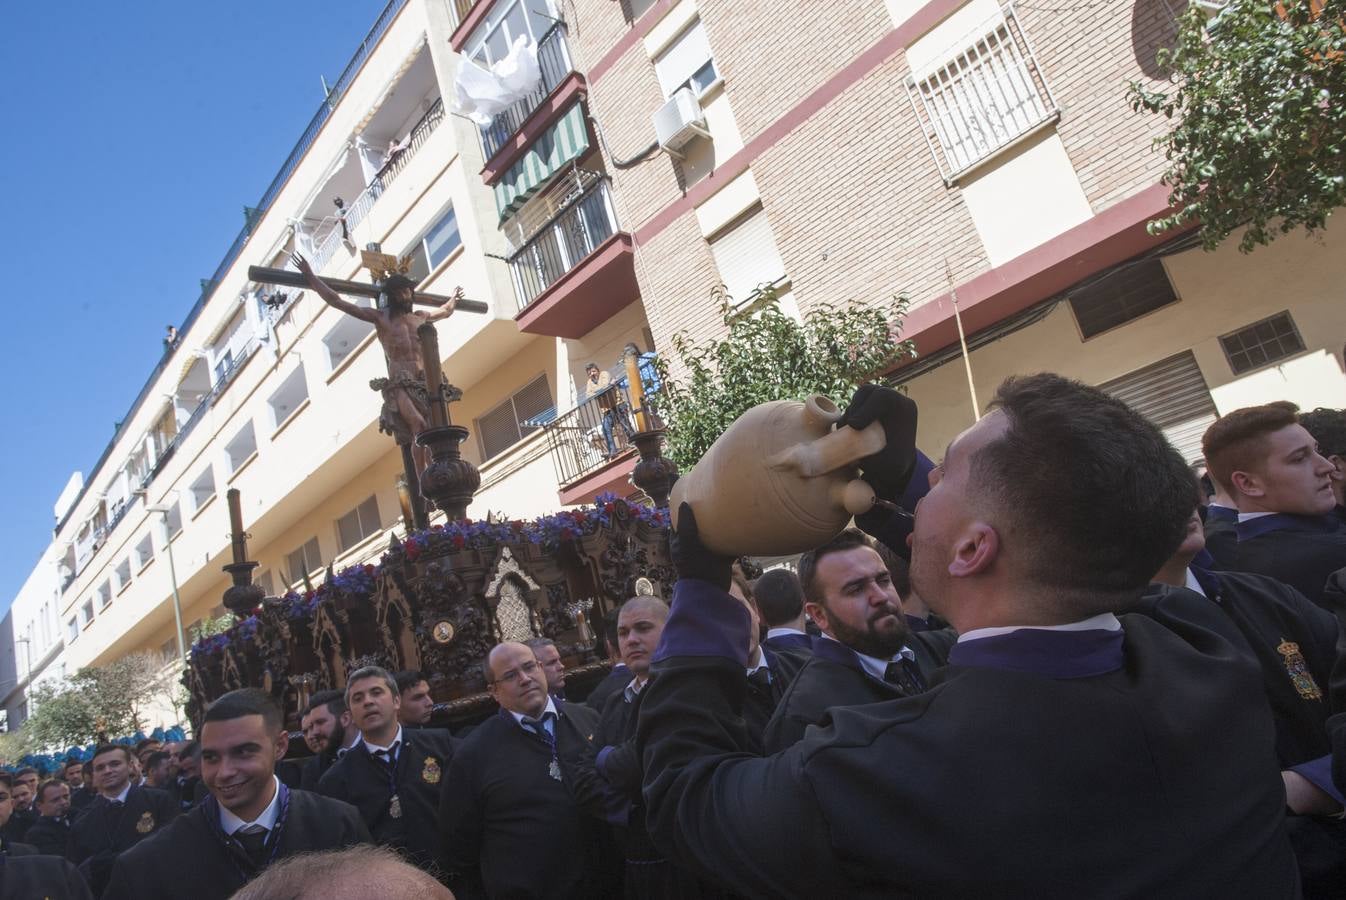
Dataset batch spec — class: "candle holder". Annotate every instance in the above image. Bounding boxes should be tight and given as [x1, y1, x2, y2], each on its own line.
[565, 598, 595, 646]
[222, 560, 266, 615]
[417, 424, 481, 521]
[630, 429, 679, 509]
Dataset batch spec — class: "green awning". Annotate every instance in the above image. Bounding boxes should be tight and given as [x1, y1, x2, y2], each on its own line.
[494, 102, 590, 221]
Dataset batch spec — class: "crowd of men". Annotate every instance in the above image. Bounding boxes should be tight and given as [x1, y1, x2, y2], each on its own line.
[4, 377, 1346, 898]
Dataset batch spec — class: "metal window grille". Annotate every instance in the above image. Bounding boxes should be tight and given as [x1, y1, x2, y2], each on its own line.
[1219, 312, 1306, 375]
[477, 375, 553, 460]
[905, 4, 1058, 183]
[1068, 257, 1178, 339]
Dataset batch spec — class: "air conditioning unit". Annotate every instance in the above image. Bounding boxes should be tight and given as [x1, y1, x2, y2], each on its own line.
[653, 87, 711, 159]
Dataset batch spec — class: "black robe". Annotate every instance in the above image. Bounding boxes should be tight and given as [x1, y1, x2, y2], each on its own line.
[440, 702, 607, 900]
[762, 627, 954, 753]
[101, 786, 369, 900]
[316, 727, 454, 870]
[1146, 569, 1346, 897]
[584, 663, 630, 711]
[0, 839, 36, 856]
[22, 814, 71, 856]
[299, 751, 337, 792]
[0, 808, 35, 845]
[635, 577, 1300, 898]
[0, 855, 92, 900]
[68, 787, 96, 819]
[1215, 513, 1346, 614]
[741, 648, 805, 754]
[66, 785, 177, 896]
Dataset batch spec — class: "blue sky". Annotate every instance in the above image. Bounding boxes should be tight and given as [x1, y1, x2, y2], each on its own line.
[0, 1, 396, 611]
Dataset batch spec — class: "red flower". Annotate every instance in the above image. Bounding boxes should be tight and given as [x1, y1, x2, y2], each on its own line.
[451, 534, 466, 549]
[364, 564, 376, 574]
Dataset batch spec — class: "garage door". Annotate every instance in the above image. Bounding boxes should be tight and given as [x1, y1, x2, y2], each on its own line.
[1098, 351, 1217, 465]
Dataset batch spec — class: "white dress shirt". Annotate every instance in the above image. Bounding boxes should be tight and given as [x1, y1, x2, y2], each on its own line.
[218, 775, 282, 836]
[957, 612, 1123, 644]
[362, 725, 405, 761]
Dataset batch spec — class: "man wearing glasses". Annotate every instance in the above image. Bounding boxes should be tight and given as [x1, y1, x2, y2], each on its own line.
[439, 642, 611, 899]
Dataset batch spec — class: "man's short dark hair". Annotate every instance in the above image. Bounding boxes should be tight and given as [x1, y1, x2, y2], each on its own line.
[204, 688, 283, 732]
[0, 773, 12, 790]
[92, 744, 132, 764]
[603, 611, 620, 654]
[145, 751, 171, 771]
[176, 740, 199, 762]
[1299, 407, 1346, 459]
[978, 373, 1193, 614]
[1202, 401, 1300, 490]
[345, 666, 398, 702]
[60, 759, 82, 776]
[305, 689, 347, 719]
[133, 739, 158, 756]
[523, 637, 557, 654]
[585, 362, 599, 372]
[797, 529, 873, 607]
[36, 778, 66, 804]
[751, 569, 805, 627]
[14, 767, 37, 779]
[393, 670, 427, 694]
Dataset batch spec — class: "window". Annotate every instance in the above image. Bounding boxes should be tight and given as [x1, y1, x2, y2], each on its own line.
[337, 496, 383, 552]
[114, 557, 131, 588]
[190, 468, 217, 511]
[210, 309, 253, 386]
[225, 421, 258, 473]
[906, 7, 1057, 179]
[160, 637, 177, 663]
[268, 365, 309, 428]
[1068, 257, 1178, 339]
[80, 600, 95, 627]
[1099, 352, 1217, 465]
[476, 375, 553, 460]
[405, 207, 462, 284]
[654, 20, 719, 98]
[67, 618, 79, 642]
[96, 580, 112, 609]
[1220, 312, 1306, 375]
[255, 570, 275, 597]
[466, 0, 558, 67]
[708, 205, 787, 306]
[287, 537, 323, 585]
[135, 534, 154, 568]
[323, 301, 376, 371]
[164, 501, 183, 537]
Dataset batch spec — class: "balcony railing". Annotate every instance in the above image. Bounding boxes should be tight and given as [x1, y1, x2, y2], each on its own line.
[481, 24, 573, 160]
[531, 363, 662, 487]
[507, 178, 618, 311]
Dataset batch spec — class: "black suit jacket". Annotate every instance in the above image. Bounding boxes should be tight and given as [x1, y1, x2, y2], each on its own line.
[68, 787, 96, 819]
[636, 578, 1300, 898]
[66, 785, 177, 896]
[317, 727, 454, 869]
[1219, 515, 1346, 614]
[0, 855, 92, 900]
[22, 814, 71, 856]
[441, 702, 607, 900]
[762, 628, 953, 753]
[0, 807, 35, 845]
[102, 787, 369, 900]
[762, 631, 813, 654]
[584, 664, 631, 711]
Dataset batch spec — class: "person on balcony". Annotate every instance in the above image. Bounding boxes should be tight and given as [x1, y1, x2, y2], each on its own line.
[581, 362, 632, 459]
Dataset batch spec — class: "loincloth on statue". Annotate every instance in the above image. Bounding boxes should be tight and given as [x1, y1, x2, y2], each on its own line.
[370, 373, 462, 445]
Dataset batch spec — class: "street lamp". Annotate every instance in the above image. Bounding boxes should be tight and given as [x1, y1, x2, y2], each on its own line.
[145, 503, 187, 663]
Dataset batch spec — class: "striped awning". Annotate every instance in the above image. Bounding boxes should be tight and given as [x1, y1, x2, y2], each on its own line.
[494, 102, 590, 221]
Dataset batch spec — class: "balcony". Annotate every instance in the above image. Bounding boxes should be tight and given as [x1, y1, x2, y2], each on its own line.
[508, 178, 639, 338]
[480, 25, 576, 162]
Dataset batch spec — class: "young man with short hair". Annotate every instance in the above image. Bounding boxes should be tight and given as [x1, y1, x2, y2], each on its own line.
[103, 689, 369, 900]
[583, 613, 629, 712]
[300, 690, 355, 791]
[753, 568, 814, 653]
[524, 636, 567, 699]
[24, 779, 74, 856]
[143, 751, 173, 790]
[1202, 401, 1346, 609]
[1, 769, 38, 845]
[440, 642, 606, 898]
[0, 772, 38, 856]
[66, 744, 177, 895]
[317, 666, 455, 870]
[393, 670, 434, 728]
[639, 376, 1300, 896]
[0, 774, 90, 899]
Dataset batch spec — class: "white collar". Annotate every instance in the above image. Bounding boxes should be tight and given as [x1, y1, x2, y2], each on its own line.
[508, 694, 559, 727]
[362, 725, 404, 756]
[623, 675, 648, 703]
[818, 633, 915, 679]
[104, 782, 132, 804]
[746, 650, 770, 676]
[765, 627, 806, 639]
[217, 776, 281, 835]
[1184, 568, 1207, 597]
[1237, 510, 1276, 522]
[957, 612, 1122, 644]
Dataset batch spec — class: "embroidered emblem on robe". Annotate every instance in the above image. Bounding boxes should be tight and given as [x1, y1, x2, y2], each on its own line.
[1277, 639, 1323, 700]
[423, 757, 441, 784]
[136, 811, 155, 834]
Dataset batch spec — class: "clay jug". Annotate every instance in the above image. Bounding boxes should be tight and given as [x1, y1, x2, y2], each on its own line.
[669, 394, 885, 557]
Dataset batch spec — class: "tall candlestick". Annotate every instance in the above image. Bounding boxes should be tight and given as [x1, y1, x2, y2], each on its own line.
[417, 323, 448, 428]
[623, 349, 650, 433]
[226, 488, 248, 564]
[395, 476, 415, 532]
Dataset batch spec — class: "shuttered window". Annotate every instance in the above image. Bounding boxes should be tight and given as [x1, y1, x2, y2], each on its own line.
[1068, 257, 1178, 339]
[1099, 351, 1216, 464]
[287, 537, 322, 585]
[477, 374, 553, 461]
[1219, 311, 1305, 375]
[337, 495, 382, 551]
[708, 205, 787, 307]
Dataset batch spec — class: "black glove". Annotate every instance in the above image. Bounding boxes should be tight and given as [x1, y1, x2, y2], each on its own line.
[838, 383, 919, 504]
[670, 502, 733, 589]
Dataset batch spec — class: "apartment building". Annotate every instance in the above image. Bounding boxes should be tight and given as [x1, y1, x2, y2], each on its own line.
[10, 0, 1344, 728]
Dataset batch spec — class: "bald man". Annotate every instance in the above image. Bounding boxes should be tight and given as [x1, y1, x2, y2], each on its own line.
[231, 844, 453, 900]
[440, 642, 608, 899]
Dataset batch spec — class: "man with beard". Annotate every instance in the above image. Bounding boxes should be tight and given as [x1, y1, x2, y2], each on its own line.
[762, 529, 952, 753]
[294, 253, 461, 476]
[634, 376, 1299, 897]
[317, 666, 456, 871]
[300, 691, 355, 791]
[2, 768, 38, 844]
[103, 689, 369, 900]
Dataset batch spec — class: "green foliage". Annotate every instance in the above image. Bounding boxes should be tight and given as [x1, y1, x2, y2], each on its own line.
[1129, 0, 1346, 251]
[18, 653, 181, 753]
[657, 288, 914, 470]
[190, 613, 236, 642]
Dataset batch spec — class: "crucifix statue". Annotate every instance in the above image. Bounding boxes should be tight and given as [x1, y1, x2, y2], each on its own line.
[247, 252, 489, 528]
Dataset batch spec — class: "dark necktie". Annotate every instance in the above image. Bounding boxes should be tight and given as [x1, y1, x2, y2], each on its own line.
[373, 741, 400, 767]
[747, 668, 772, 694]
[884, 657, 926, 695]
[234, 825, 269, 867]
[523, 711, 557, 739]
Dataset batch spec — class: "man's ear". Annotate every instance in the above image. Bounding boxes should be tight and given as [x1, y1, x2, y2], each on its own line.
[948, 523, 999, 578]
[273, 729, 289, 763]
[803, 600, 829, 633]
[1230, 470, 1264, 499]
[340, 710, 352, 728]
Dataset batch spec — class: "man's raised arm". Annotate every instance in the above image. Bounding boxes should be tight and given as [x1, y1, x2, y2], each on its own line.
[292, 253, 379, 323]
[418, 286, 463, 323]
